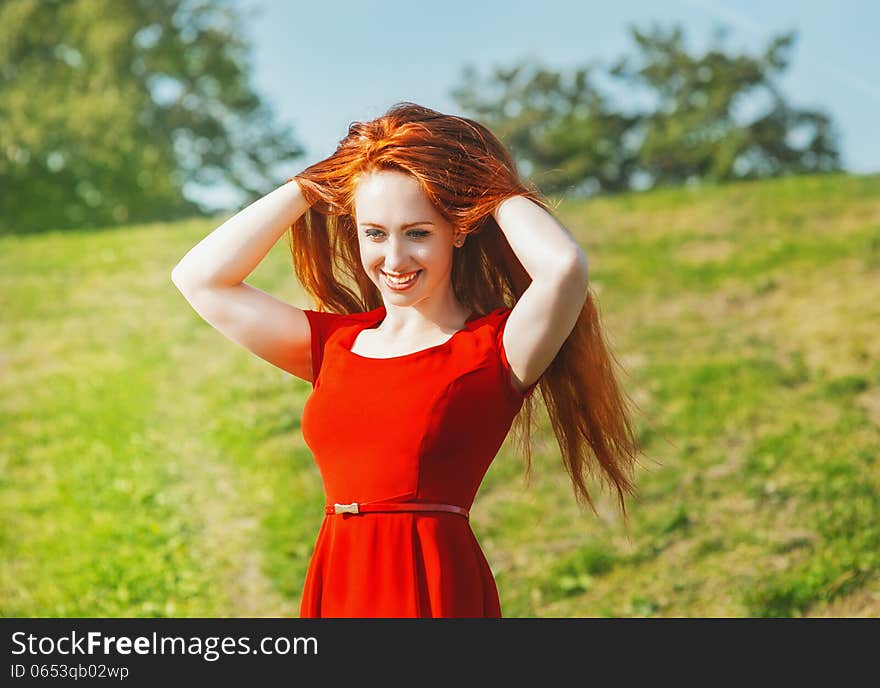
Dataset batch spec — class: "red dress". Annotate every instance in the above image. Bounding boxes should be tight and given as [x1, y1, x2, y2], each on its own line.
[299, 305, 538, 618]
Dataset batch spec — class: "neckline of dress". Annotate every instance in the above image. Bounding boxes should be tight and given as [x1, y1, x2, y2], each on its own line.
[344, 307, 482, 361]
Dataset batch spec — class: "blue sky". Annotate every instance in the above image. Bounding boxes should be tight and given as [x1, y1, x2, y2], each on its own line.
[197, 0, 879, 208]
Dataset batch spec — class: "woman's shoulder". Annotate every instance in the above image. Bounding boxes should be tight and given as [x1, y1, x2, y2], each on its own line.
[303, 308, 374, 318]
[468, 305, 538, 401]
[303, 305, 381, 341]
[303, 305, 382, 323]
[468, 306, 513, 334]
[450, 306, 514, 356]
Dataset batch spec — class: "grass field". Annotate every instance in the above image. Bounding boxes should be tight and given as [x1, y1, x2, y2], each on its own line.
[2, 171, 878, 617]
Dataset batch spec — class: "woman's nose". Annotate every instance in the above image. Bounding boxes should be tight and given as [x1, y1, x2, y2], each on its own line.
[383, 239, 412, 267]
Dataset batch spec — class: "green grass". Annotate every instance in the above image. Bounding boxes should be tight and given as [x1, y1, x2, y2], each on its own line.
[2, 171, 879, 617]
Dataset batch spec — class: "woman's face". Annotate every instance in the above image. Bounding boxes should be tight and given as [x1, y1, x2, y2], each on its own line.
[353, 169, 461, 305]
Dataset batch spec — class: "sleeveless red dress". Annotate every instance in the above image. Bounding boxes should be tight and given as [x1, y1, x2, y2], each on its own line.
[298, 305, 538, 618]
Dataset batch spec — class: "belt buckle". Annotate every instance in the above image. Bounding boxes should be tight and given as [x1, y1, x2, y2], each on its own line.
[333, 502, 360, 514]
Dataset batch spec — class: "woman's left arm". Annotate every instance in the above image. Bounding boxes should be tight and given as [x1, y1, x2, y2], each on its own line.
[492, 196, 590, 394]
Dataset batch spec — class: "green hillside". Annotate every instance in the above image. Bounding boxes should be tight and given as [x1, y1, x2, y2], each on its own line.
[2, 171, 878, 617]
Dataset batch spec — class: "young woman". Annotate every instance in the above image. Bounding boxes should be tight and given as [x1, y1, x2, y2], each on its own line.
[172, 102, 643, 618]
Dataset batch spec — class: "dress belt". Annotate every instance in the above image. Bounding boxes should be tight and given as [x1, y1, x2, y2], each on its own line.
[324, 501, 469, 519]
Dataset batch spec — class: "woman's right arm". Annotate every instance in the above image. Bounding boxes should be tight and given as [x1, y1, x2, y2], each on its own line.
[171, 179, 318, 382]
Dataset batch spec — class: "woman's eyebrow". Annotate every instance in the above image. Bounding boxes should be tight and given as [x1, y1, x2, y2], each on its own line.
[359, 221, 434, 228]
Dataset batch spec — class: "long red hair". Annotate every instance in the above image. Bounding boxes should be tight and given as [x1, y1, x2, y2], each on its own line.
[286, 102, 646, 524]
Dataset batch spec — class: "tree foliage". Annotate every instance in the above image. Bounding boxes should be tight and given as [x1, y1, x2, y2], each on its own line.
[452, 23, 842, 198]
[452, 62, 641, 197]
[0, 0, 304, 234]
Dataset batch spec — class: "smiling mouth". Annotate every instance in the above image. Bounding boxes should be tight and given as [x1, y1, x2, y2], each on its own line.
[382, 270, 421, 285]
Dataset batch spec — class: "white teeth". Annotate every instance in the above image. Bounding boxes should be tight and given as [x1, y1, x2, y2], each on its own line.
[384, 271, 419, 284]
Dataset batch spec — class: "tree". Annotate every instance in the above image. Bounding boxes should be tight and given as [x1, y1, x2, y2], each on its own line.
[610, 23, 841, 187]
[0, 0, 304, 234]
[450, 23, 842, 198]
[451, 61, 641, 198]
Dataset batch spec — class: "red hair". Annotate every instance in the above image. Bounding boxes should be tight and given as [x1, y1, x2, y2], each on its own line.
[286, 102, 646, 524]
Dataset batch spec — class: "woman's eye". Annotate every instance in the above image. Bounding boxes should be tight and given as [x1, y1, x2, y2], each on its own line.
[365, 230, 429, 239]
